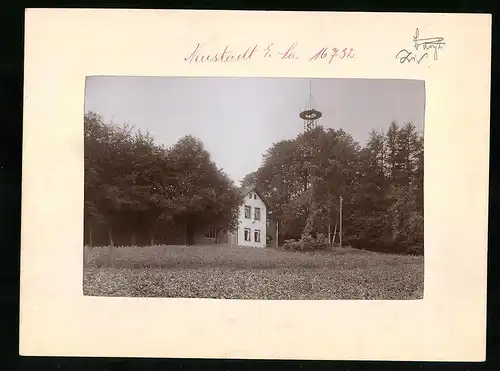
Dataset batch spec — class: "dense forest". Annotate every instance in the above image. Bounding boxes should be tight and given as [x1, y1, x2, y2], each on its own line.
[84, 111, 423, 254]
[84, 112, 242, 246]
[242, 122, 424, 254]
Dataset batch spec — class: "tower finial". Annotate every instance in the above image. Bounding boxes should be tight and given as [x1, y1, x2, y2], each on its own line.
[309, 80, 312, 109]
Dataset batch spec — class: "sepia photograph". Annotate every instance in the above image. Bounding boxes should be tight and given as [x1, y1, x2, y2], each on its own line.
[83, 76, 425, 300]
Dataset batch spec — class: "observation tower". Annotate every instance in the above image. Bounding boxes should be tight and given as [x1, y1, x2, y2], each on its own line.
[299, 80, 323, 132]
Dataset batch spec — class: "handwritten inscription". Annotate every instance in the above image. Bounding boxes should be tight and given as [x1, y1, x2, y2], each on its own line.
[395, 49, 429, 65]
[395, 28, 445, 65]
[183, 42, 356, 64]
[278, 42, 299, 60]
[309, 47, 355, 63]
[412, 28, 446, 60]
[184, 43, 259, 63]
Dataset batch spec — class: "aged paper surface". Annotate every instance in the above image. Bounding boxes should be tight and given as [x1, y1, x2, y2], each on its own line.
[20, 9, 490, 360]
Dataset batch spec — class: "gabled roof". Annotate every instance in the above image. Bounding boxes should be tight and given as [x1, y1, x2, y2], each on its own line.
[240, 185, 272, 209]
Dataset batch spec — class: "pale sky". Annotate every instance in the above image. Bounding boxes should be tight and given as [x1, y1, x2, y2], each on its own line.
[84, 76, 425, 184]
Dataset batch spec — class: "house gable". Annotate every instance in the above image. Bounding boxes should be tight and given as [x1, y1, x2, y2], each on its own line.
[236, 185, 269, 247]
[240, 185, 272, 210]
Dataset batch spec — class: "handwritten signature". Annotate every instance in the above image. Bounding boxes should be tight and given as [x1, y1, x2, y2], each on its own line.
[395, 28, 445, 65]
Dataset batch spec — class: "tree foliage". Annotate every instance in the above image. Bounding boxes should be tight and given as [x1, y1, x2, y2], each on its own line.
[242, 122, 424, 254]
[84, 112, 242, 246]
[84, 111, 423, 254]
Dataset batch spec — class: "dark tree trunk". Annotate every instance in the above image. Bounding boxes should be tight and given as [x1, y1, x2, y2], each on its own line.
[185, 222, 195, 245]
[184, 221, 188, 245]
[108, 225, 114, 246]
[187, 232, 195, 245]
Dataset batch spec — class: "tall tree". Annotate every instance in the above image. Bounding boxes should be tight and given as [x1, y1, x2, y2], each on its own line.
[84, 112, 136, 245]
[84, 113, 242, 246]
[385, 121, 400, 180]
[167, 135, 242, 244]
[245, 126, 360, 244]
[243, 122, 423, 253]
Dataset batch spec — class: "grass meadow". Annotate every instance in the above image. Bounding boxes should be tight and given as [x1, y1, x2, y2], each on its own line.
[83, 244, 424, 300]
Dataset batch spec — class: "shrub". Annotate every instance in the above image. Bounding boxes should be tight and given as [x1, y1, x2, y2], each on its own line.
[282, 239, 302, 251]
[311, 233, 329, 250]
[281, 233, 330, 251]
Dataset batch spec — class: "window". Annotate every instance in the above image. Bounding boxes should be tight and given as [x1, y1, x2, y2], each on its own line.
[205, 228, 216, 239]
[244, 228, 251, 241]
[254, 229, 261, 243]
[248, 193, 252, 199]
[254, 194, 257, 199]
[244, 205, 251, 219]
[254, 207, 261, 221]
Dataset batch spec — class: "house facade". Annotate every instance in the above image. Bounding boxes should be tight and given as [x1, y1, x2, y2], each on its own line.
[229, 187, 268, 248]
[198, 186, 274, 248]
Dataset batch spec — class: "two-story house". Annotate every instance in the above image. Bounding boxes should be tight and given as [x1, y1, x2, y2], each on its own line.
[228, 186, 271, 248]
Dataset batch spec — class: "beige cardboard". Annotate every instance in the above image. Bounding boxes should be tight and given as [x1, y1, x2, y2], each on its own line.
[20, 9, 491, 360]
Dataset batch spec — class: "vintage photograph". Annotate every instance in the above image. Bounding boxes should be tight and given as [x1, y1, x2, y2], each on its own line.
[83, 76, 425, 300]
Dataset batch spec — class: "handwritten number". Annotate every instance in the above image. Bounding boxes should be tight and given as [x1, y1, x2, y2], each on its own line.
[309, 47, 355, 63]
[309, 48, 327, 61]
